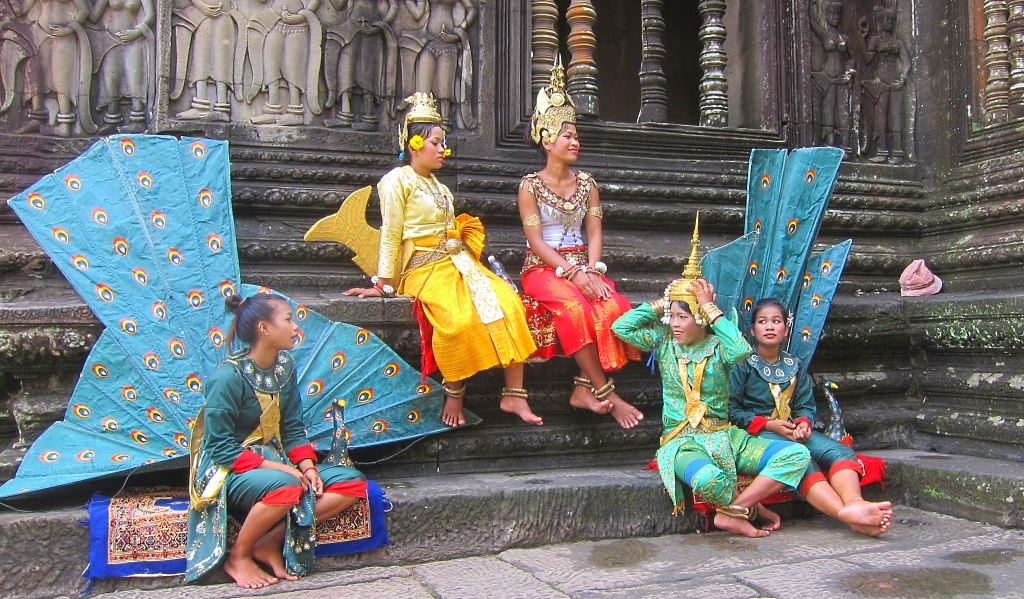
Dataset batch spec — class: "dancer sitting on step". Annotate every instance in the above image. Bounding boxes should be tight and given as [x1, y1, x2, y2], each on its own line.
[612, 222, 811, 538]
[344, 92, 539, 427]
[516, 58, 643, 429]
[729, 297, 893, 536]
[187, 293, 366, 588]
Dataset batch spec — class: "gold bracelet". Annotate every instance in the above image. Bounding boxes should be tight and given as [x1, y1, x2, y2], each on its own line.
[700, 302, 723, 324]
[649, 300, 665, 317]
[586, 205, 603, 219]
[522, 214, 541, 227]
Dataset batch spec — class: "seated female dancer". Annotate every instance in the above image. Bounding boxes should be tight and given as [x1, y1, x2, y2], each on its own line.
[186, 293, 366, 588]
[729, 297, 893, 536]
[612, 225, 811, 537]
[518, 60, 643, 429]
[345, 93, 540, 426]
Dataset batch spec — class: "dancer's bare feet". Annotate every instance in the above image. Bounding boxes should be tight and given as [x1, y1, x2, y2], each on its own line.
[500, 394, 543, 425]
[253, 538, 299, 582]
[569, 383, 612, 414]
[441, 394, 467, 427]
[224, 554, 279, 589]
[713, 511, 770, 538]
[607, 393, 644, 429]
[755, 503, 782, 531]
[838, 499, 894, 536]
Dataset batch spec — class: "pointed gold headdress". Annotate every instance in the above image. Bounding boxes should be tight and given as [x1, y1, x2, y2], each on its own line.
[530, 57, 576, 145]
[399, 92, 442, 153]
[662, 214, 704, 324]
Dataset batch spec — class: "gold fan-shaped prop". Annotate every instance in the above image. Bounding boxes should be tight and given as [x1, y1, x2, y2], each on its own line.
[303, 186, 380, 275]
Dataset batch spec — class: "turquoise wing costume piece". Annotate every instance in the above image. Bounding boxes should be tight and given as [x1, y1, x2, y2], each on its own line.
[1, 134, 474, 500]
[701, 147, 850, 371]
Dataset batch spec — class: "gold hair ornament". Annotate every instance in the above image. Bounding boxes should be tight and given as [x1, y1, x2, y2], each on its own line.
[399, 92, 442, 154]
[662, 214, 704, 325]
[530, 56, 576, 145]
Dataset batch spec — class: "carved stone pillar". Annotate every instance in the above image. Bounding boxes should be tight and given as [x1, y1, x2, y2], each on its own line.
[1007, 0, 1024, 114]
[983, 0, 1011, 123]
[638, 0, 668, 123]
[698, 0, 728, 127]
[566, 0, 599, 117]
[532, 0, 561, 98]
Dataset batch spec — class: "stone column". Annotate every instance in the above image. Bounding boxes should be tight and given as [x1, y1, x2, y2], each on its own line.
[566, 0, 599, 117]
[532, 0, 561, 98]
[1007, 0, 1024, 114]
[983, 0, 1011, 123]
[639, 0, 668, 123]
[698, 0, 728, 127]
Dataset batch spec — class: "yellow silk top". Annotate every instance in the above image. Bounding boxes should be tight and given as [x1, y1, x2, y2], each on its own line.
[377, 165, 454, 280]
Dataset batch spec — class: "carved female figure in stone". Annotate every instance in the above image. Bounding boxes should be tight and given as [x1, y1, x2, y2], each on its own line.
[2, 0, 96, 136]
[87, 0, 154, 133]
[171, 0, 246, 122]
[398, 0, 476, 129]
[246, 0, 323, 125]
[809, 0, 855, 152]
[861, 3, 911, 164]
[324, 0, 397, 130]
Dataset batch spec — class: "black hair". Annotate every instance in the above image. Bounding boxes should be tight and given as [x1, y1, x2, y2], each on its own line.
[670, 300, 694, 315]
[225, 292, 288, 347]
[750, 297, 787, 322]
[402, 122, 441, 164]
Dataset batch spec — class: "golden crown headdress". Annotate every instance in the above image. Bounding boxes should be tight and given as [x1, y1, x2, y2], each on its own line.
[399, 92, 442, 153]
[530, 57, 576, 145]
[662, 214, 704, 324]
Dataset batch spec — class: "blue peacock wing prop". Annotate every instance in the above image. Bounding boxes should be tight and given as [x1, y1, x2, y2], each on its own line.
[703, 147, 851, 370]
[1, 135, 472, 499]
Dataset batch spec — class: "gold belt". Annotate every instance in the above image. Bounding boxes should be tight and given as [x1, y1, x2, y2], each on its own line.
[660, 416, 732, 446]
[521, 245, 587, 275]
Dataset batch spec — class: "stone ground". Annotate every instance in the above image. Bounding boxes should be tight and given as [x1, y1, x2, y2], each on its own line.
[88, 506, 1024, 599]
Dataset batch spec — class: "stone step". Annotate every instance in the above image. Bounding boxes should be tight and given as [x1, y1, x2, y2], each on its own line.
[1, 450, 1020, 599]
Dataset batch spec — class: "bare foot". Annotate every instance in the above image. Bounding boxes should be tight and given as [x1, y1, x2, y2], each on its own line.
[441, 393, 467, 427]
[838, 499, 894, 536]
[713, 512, 770, 538]
[253, 540, 299, 582]
[569, 383, 612, 414]
[499, 394, 543, 425]
[606, 393, 644, 429]
[223, 554, 279, 589]
[755, 503, 781, 531]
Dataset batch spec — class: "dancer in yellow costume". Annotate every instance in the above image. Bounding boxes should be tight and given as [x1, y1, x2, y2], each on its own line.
[345, 93, 540, 427]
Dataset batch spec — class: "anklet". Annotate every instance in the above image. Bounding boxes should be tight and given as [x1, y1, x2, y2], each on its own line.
[592, 378, 616, 400]
[442, 380, 466, 399]
[717, 503, 758, 522]
[501, 387, 529, 399]
[573, 376, 592, 388]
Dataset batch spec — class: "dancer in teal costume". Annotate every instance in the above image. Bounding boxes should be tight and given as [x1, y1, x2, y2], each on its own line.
[612, 220, 810, 538]
[188, 292, 365, 588]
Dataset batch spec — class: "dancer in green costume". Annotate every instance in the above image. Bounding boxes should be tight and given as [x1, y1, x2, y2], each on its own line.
[612, 219, 810, 538]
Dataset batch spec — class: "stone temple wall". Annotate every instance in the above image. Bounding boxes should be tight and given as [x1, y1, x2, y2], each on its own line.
[0, 0, 1023, 482]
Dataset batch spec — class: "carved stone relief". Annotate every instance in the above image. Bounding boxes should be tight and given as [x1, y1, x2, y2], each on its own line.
[0, 0, 479, 135]
[808, 0, 916, 163]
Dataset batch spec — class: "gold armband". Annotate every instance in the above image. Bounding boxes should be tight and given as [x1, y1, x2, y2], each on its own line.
[649, 300, 665, 318]
[700, 302, 723, 324]
[522, 214, 541, 227]
[586, 205, 603, 219]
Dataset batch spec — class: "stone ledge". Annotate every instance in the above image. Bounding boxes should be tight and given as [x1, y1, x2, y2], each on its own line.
[0, 465, 704, 599]
[869, 449, 1024, 528]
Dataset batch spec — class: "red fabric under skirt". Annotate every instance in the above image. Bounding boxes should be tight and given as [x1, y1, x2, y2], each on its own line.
[521, 266, 640, 371]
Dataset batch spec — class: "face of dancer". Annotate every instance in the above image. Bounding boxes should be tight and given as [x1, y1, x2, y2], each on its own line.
[544, 123, 579, 163]
[751, 304, 788, 352]
[669, 302, 706, 346]
[411, 125, 448, 172]
[257, 300, 300, 352]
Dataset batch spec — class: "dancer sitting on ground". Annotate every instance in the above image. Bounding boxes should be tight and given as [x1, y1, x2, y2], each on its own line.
[517, 59, 643, 429]
[186, 293, 366, 588]
[729, 297, 893, 536]
[612, 223, 811, 538]
[344, 92, 539, 426]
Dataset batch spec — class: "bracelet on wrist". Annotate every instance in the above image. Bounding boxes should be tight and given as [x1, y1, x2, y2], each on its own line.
[590, 261, 607, 274]
[303, 467, 317, 476]
[370, 276, 394, 297]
